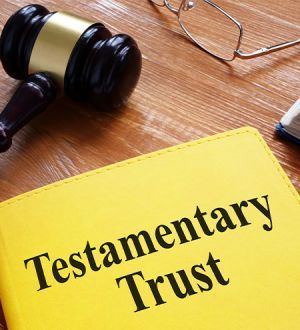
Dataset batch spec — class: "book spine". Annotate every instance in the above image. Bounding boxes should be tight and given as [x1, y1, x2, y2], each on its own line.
[0, 229, 25, 330]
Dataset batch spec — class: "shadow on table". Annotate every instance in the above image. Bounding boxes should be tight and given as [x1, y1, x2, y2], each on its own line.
[0, 302, 7, 330]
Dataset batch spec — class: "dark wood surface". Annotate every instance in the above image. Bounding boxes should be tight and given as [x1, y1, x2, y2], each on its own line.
[0, 0, 299, 328]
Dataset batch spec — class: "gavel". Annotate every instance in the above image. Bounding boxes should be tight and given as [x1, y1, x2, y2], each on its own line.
[0, 4, 142, 152]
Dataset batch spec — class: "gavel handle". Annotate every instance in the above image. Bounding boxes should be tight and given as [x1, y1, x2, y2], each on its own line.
[0, 73, 57, 152]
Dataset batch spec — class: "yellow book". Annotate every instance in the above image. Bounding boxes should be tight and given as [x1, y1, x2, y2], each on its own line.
[0, 127, 299, 330]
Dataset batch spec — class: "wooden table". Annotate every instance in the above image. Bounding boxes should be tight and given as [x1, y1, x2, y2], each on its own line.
[0, 0, 299, 328]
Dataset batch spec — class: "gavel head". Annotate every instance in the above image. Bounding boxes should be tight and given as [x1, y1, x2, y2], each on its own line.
[0, 4, 142, 152]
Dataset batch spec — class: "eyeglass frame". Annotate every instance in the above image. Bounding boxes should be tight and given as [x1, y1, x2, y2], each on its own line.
[149, 0, 300, 62]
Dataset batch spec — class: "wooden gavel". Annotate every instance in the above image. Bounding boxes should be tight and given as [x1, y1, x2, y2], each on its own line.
[0, 4, 142, 152]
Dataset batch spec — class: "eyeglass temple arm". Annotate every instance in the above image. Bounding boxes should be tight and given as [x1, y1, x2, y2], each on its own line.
[235, 38, 300, 59]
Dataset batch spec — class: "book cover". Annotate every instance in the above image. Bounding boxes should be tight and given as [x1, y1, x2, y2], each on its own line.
[0, 127, 299, 329]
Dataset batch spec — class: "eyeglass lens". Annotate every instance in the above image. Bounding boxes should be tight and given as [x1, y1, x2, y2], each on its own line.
[150, 0, 165, 6]
[179, 0, 241, 60]
[150, 1, 183, 9]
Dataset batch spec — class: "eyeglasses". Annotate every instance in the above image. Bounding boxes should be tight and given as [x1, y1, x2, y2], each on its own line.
[149, 0, 300, 61]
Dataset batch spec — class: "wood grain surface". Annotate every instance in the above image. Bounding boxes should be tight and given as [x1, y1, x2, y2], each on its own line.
[0, 0, 299, 328]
